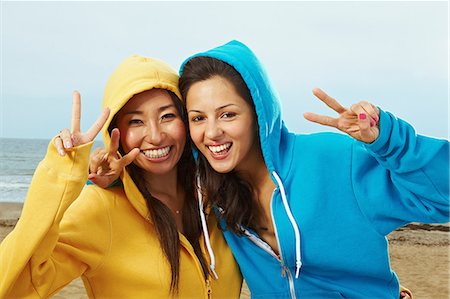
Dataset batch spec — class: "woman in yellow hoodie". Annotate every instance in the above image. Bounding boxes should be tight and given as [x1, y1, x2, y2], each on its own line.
[0, 55, 242, 298]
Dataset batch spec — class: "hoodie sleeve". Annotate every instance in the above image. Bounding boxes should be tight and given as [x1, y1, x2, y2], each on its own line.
[0, 138, 108, 297]
[351, 109, 449, 236]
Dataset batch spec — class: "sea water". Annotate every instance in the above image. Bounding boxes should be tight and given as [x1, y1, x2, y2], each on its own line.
[0, 138, 103, 202]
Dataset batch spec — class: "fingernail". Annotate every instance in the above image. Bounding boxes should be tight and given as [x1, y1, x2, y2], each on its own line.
[58, 149, 65, 156]
[359, 113, 366, 120]
[370, 120, 375, 127]
[64, 141, 72, 148]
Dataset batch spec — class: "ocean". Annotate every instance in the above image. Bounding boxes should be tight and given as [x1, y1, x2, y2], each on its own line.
[0, 138, 103, 202]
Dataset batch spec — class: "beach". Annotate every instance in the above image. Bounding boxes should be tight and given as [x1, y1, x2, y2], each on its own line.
[1, 202, 448, 298]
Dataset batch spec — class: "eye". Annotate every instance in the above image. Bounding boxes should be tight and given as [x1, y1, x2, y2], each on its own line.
[161, 113, 177, 120]
[221, 112, 236, 119]
[128, 119, 143, 125]
[190, 115, 205, 123]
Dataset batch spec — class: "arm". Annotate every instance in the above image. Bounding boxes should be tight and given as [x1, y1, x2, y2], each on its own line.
[352, 109, 449, 234]
[0, 92, 109, 297]
[304, 88, 449, 235]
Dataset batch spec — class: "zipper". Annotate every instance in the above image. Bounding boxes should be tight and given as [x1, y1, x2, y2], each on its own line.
[242, 188, 297, 299]
[206, 278, 212, 299]
[243, 227, 296, 299]
[241, 227, 280, 261]
[270, 188, 297, 299]
[284, 265, 296, 299]
[178, 233, 214, 298]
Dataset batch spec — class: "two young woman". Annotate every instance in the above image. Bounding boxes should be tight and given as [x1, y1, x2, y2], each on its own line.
[87, 41, 444, 298]
[0, 55, 241, 298]
[176, 40, 448, 298]
[2, 40, 445, 298]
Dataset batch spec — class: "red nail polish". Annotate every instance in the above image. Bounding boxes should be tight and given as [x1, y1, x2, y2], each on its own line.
[359, 113, 366, 120]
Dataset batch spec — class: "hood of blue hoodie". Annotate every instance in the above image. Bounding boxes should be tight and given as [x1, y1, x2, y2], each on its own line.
[179, 40, 293, 179]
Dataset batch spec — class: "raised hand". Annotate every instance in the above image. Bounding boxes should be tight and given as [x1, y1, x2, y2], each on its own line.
[87, 128, 140, 188]
[303, 88, 380, 143]
[54, 91, 110, 156]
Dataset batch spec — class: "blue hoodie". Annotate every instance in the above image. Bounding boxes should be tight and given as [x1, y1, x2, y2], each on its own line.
[180, 40, 449, 299]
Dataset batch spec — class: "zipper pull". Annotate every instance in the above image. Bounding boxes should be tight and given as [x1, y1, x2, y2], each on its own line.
[281, 264, 287, 277]
[206, 278, 212, 299]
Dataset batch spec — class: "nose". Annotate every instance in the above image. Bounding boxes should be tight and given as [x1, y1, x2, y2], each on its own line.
[144, 123, 164, 145]
[204, 119, 223, 140]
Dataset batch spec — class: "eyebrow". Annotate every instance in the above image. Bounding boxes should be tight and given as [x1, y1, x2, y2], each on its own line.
[188, 103, 238, 113]
[158, 104, 176, 113]
[123, 104, 176, 115]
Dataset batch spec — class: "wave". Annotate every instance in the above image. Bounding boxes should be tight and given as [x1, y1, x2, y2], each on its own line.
[0, 181, 31, 189]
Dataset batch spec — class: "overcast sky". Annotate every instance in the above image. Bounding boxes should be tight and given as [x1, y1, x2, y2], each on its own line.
[1, 1, 448, 140]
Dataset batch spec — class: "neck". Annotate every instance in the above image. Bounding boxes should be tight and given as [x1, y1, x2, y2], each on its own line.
[237, 150, 276, 229]
[141, 167, 184, 212]
[238, 151, 271, 190]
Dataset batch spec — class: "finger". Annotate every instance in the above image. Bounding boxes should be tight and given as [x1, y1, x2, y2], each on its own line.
[358, 113, 372, 138]
[350, 103, 376, 127]
[88, 173, 115, 189]
[88, 173, 111, 189]
[359, 101, 379, 123]
[312, 88, 347, 114]
[120, 148, 140, 167]
[303, 112, 338, 128]
[89, 148, 106, 174]
[109, 128, 120, 156]
[71, 91, 81, 133]
[53, 136, 66, 156]
[84, 107, 111, 142]
[400, 291, 411, 299]
[59, 128, 73, 149]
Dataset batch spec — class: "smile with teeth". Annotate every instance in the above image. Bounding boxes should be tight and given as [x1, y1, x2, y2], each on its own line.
[208, 143, 232, 154]
[142, 146, 171, 159]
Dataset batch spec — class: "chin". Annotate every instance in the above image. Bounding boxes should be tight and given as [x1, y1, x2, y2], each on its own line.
[209, 162, 234, 174]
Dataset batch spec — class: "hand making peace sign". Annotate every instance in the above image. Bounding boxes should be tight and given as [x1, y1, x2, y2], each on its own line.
[303, 88, 380, 143]
[54, 91, 110, 156]
[87, 128, 140, 188]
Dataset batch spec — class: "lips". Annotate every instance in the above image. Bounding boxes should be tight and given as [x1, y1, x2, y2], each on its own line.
[142, 146, 171, 159]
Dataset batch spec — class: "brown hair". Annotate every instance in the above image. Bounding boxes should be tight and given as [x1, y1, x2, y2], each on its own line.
[109, 90, 209, 294]
[179, 56, 262, 235]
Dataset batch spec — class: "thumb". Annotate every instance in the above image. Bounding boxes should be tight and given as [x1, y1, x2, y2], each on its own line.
[121, 148, 140, 167]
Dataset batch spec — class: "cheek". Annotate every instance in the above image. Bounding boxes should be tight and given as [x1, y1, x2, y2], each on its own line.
[171, 121, 187, 147]
[119, 128, 140, 152]
[230, 120, 258, 152]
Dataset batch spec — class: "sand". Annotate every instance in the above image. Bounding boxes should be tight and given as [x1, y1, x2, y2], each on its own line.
[1, 202, 448, 298]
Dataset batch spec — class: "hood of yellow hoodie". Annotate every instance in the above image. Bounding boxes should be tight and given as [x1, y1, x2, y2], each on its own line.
[101, 55, 182, 221]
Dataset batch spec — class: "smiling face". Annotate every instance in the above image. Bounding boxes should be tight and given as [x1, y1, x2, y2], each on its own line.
[186, 76, 261, 174]
[116, 89, 186, 175]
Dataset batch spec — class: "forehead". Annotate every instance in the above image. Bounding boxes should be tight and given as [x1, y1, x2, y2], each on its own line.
[186, 76, 247, 109]
[122, 89, 173, 111]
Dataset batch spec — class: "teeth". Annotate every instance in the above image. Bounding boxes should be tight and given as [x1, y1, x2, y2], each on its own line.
[142, 146, 170, 158]
[208, 143, 231, 153]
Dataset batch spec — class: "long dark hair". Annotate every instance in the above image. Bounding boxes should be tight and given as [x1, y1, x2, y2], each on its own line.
[109, 90, 209, 294]
[179, 56, 262, 235]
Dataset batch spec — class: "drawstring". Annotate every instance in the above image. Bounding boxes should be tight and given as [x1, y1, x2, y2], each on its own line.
[272, 171, 302, 278]
[196, 175, 219, 280]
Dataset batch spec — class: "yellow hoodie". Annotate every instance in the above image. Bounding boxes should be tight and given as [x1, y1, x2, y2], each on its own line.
[0, 55, 242, 298]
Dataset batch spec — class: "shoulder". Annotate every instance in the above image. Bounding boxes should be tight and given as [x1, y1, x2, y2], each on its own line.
[293, 132, 353, 153]
[64, 184, 126, 220]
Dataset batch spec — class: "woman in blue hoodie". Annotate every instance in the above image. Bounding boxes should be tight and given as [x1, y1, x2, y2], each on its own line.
[176, 40, 449, 298]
